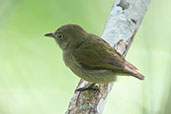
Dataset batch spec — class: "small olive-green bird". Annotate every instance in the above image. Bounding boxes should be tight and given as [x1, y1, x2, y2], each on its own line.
[45, 24, 144, 83]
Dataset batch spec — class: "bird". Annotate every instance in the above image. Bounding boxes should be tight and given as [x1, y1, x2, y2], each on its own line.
[44, 24, 144, 83]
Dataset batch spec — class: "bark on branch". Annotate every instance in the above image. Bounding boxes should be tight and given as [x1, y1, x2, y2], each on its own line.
[66, 0, 151, 114]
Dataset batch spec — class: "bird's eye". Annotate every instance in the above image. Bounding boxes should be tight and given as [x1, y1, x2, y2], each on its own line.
[57, 34, 63, 39]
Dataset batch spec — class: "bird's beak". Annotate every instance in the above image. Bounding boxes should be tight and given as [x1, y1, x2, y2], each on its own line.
[44, 32, 55, 38]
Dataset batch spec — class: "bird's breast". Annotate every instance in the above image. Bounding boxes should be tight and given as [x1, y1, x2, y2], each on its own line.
[63, 51, 83, 76]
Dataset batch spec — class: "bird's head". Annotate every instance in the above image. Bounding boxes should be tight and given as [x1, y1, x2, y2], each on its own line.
[44, 24, 87, 50]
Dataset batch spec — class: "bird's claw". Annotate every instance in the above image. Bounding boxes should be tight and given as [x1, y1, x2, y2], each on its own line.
[75, 83, 100, 92]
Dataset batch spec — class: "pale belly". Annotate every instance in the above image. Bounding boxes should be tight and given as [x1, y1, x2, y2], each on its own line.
[63, 52, 117, 83]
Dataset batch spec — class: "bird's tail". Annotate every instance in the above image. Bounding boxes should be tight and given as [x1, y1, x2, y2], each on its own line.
[123, 61, 145, 80]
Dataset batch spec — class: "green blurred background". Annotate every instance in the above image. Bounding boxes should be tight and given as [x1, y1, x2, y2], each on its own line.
[0, 0, 171, 114]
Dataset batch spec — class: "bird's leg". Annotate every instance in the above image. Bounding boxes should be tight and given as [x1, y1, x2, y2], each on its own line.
[75, 83, 99, 92]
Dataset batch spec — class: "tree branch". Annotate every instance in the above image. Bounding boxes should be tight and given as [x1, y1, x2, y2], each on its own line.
[66, 0, 151, 114]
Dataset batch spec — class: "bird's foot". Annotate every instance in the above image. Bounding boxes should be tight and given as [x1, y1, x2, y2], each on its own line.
[75, 83, 100, 92]
[75, 83, 101, 106]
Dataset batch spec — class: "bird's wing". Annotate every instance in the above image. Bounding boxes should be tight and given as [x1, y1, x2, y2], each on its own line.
[73, 34, 125, 70]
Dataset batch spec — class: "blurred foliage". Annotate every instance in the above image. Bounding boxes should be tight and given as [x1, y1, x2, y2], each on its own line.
[0, 0, 171, 114]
